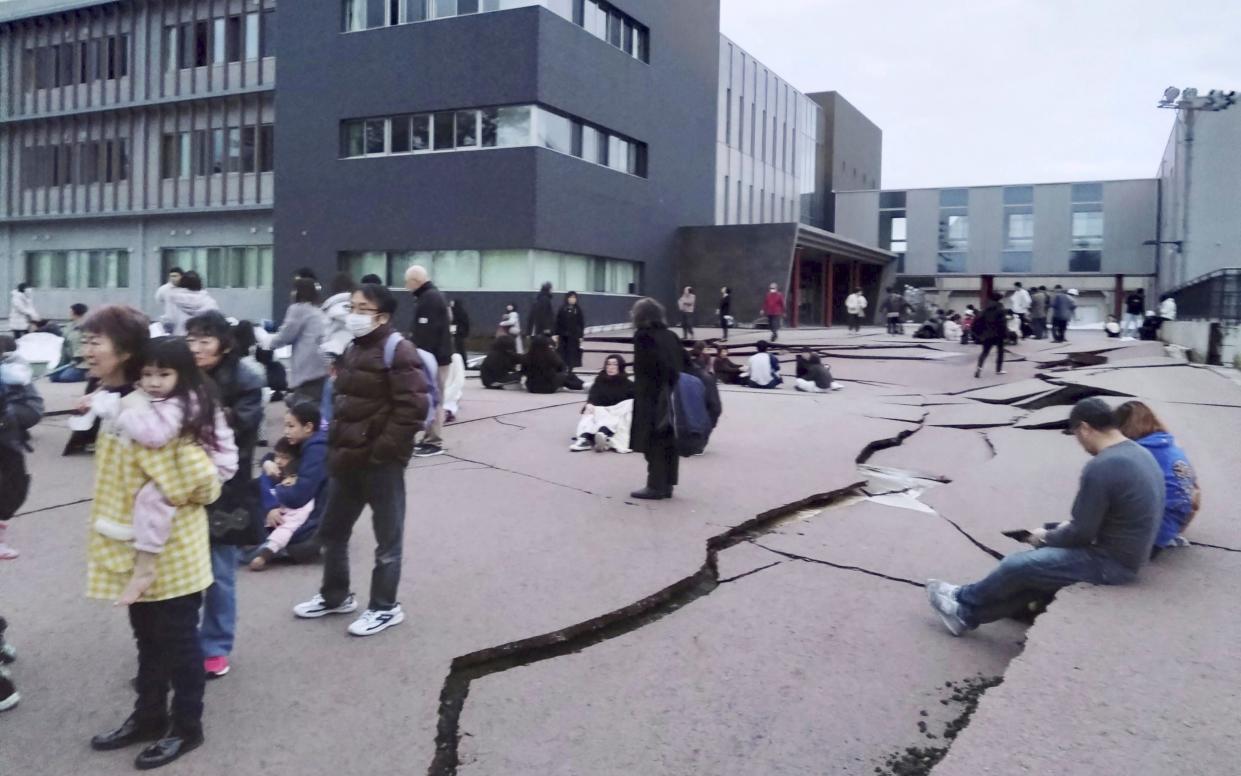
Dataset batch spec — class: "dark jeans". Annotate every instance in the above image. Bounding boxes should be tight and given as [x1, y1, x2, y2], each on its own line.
[848, 314, 863, 332]
[1031, 317, 1047, 339]
[956, 547, 1135, 627]
[644, 432, 679, 493]
[319, 462, 406, 611]
[130, 592, 205, 732]
[767, 315, 781, 340]
[719, 314, 730, 340]
[0, 448, 30, 522]
[886, 315, 901, 335]
[1052, 318, 1069, 342]
[977, 340, 1004, 372]
[681, 313, 694, 340]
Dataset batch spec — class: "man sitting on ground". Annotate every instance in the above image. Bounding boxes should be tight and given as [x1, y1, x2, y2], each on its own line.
[745, 341, 782, 389]
[926, 398, 1164, 636]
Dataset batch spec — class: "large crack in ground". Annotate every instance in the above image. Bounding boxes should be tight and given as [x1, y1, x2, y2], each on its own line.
[425, 406, 1027, 775]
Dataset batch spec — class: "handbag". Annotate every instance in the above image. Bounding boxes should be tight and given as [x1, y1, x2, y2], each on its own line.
[208, 472, 265, 545]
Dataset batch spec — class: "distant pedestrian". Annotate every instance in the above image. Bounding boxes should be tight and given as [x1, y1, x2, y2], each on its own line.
[262, 278, 329, 407]
[762, 283, 786, 341]
[845, 288, 868, 332]
[718, 287, 732, 341]
[8, 283, 38, 339]
[556, 291, 586, 368]
[1029, 286, 1049, 340]
[293, 283, 430, 637]
[1010, 282, 1032, 338]
[1122, 289, 1145, 339]
[497, 303, 523, 353]
[50, 303, 90, 383]
[449, 299, 471, 360]
[1158, 294, 1177, 323]
[404, 265, 452, 458]
[973, 291, 1008, 379]
[882, 286, 906, 335]
[926, 398, 1164, 636]
[677, 287, 696, 339]
[162, 271, 218, 337]
[1050, 286, 1077, 343]
[629, 298, 683, 501]
[154, 267, 183, 335]
[528, 282, 555, 338]
[746, 340, 782, 389]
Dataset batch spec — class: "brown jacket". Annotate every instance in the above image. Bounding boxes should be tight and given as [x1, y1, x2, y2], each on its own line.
[328, 324, 430, 474]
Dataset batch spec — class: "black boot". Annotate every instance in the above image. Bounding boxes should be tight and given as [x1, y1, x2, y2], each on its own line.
[629, 487, 667, 500]
[134, 724, 204, 770]
[90, 713, 168, 751]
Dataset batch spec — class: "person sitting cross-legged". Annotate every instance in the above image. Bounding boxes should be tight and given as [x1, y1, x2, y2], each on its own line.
[745, 340, 782, 389]
[926, 398, 1164, 636]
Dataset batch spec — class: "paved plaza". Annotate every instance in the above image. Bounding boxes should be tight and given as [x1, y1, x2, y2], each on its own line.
[2, 327, 1238, 776]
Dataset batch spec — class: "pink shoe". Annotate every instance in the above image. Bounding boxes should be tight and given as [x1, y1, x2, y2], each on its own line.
[204, 656, 230, 678]
[0, 544, 18, 561]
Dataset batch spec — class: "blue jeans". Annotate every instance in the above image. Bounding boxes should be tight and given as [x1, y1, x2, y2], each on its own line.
[49, 365, 87, 383]
[200, 545, 240, 658]
[956, 547, 1136, 628]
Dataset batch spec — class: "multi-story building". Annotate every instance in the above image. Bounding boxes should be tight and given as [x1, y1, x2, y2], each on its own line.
[0, 0, 894, 330]
[835, 179, 1160, 322]
[0, 0, 277, 323]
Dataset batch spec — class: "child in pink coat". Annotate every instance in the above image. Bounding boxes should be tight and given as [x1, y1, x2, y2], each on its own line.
[91, 338, 238, 605]
[249, 438, 313, 571]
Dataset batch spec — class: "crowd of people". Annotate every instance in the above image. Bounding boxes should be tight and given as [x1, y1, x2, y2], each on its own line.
[0, 270, 1205, 769]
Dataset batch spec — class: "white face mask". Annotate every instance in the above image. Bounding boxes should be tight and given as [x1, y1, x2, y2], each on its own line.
[345, 313, 380, 339]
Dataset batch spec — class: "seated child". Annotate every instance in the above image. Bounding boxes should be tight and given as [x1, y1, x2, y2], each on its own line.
[250, 438, 314, 571]
[92, 337, 238, 605]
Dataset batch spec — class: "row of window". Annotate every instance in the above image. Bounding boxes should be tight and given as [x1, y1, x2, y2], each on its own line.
[23, 34, 129, 91]
[341, 105, 647, 177]
[340, 249, 640, 295]
[24, 250, 130, 289]
[722, 174, 799, 225]
[160, 124, 275, 179]
[163, 11, 276, 71]
[20, 139, 130, 189]
[160, 246, 274, 289]
[343, 0, 648, 62]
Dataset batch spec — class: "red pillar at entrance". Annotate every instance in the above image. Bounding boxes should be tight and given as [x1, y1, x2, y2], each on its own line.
[790, 249, 802, 328]
[825, 257, 835, 327]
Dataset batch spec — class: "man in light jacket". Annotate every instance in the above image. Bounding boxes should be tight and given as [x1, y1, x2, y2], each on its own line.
[1010, 282, 1032, 338]
[8, 284, 38, 339]
[845, 288, 868, 333]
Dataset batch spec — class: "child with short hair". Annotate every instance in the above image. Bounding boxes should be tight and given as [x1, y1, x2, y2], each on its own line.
[250, 438, 314, 571]
[91, 337, 238, 605]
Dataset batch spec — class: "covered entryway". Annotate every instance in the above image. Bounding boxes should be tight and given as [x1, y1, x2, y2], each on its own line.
[788, 224, 897, 327]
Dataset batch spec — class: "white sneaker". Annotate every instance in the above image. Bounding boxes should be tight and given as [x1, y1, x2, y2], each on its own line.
[293, 593, 358, 619]
[0, 543, 18, 561]
[831, 382, 844, 391]
[926, 580, 968, 637]
[348, 606, 405, 637]
[569, 438, 592, 452]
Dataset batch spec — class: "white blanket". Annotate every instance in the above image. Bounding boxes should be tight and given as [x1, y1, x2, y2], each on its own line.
[574, 399, 633, 453]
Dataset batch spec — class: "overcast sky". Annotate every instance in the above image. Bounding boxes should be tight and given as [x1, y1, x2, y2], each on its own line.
[720, 0, 1240, 190]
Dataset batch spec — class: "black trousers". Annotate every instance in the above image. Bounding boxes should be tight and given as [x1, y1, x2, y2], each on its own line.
[719, 314, 729, 340]
[977, 340, 1004, 372]
[886, 315, 901, 335]
[681, 313, 694, 340]
[130, 592, 205, 732]
[0, 447, 30, 522]
[644, 432, 679, 493]
[848, 314, 863, 332]
[1052, 318, 1069, 342]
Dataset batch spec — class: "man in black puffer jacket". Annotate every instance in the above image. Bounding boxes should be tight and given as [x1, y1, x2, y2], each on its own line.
[293, 284, 430, 638]
[404, 265, 452, 458]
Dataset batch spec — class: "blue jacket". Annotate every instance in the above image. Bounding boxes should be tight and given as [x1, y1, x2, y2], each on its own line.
[273, 430, 328, 544]
[1137, 432, 1197, 547]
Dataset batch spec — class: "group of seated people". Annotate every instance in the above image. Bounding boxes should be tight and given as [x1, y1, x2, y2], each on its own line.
[707, 341, 842, 393]
[914, 307, 967, 342]
[480, 334, 585, 394]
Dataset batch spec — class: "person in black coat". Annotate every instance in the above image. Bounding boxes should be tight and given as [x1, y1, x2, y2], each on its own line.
[528, 282, 556, 338]
[718, 287, 732, 341]
[630, 298, 684, 500]
[523, 335, 584, 394]
[555, 291, 586, 369]
[449, 299, 471, 360]
[405, 266, 453, 454]
[480, 335, 523, 389]
[973, 291, 1009, 379]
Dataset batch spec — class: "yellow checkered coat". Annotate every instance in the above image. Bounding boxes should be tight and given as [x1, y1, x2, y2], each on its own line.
[86, 428, 220, 602]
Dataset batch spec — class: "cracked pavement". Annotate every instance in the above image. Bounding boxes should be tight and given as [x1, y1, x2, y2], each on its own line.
[1, 327, 1239, 776]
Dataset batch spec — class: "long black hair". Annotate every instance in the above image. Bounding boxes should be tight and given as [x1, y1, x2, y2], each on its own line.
[598, 353, 628, 379]
[144, 336, 220, 451]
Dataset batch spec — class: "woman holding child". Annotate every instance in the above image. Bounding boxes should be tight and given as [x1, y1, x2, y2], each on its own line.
[81, 306, 233, 770]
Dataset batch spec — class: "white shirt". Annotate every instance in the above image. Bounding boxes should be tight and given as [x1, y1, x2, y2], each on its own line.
[1159, 298, 1177, 321]
[846, 293, 868, 315]
[1010, 288, 1032, 315]
[747, 352, 776, 385]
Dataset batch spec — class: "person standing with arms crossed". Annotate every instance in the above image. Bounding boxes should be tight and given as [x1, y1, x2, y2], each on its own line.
[762, 283, 786, 342]
[845, 288, 868, 333]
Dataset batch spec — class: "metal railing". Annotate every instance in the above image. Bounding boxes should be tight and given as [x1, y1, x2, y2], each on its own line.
[1169, 268, 1241, 323]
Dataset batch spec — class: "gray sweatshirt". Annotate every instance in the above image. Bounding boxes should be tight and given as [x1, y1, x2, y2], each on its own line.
[269, 302, 329, 389]
[1044, 440, 1164, 572]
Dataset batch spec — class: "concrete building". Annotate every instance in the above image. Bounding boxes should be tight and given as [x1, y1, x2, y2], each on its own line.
[0, 0, 894, 331]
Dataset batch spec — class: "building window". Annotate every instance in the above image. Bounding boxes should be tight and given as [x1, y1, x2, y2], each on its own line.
[1070, 183, 1103, 272]
[165, 10, 272, 72]
[1001, 185, 1034, 273]
[879, 192, 907, 275]
[937, 188, 968, 273]
[161, 246, 273, 288]
[162, 123, 272, 179]
[339, 105, 647, 177]
[25, 33, 129, 91]
[25, 250, 129, 289]
[339, 248, 640, 294]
